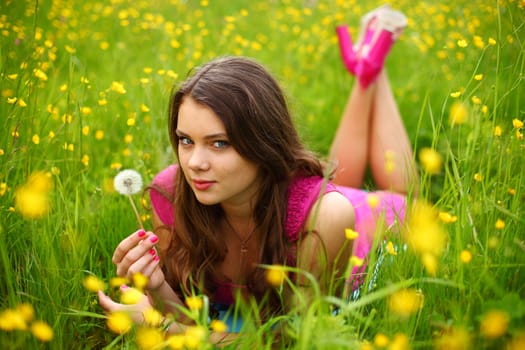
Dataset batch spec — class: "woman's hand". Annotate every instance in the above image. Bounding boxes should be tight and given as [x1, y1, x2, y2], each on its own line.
[97, 286, 153, 324]
[112, 229, 165, 290]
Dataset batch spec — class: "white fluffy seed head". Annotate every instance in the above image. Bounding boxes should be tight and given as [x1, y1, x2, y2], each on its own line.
[114, 169, 143, 195]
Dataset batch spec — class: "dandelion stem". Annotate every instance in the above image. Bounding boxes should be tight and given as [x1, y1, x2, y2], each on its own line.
[127, 195, 144, 230]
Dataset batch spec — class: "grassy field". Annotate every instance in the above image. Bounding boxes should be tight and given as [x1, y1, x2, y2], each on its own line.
[1, 0, 524, 349]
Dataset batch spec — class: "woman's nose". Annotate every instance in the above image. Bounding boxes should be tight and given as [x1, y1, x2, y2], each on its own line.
[187, 147, 210, 171]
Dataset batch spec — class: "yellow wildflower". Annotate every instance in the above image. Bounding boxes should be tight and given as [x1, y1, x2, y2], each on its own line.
[488, 38, 496, 45]
[389, 333, 410, 350]
[81, 154, 89, 167]
[493, 125, 502, 136]
[421, 253, 438, 276]
[17, 303, 34, 323]
[457, 39, 468, 47]
[438, 212, 457, 223]
[110, 276, 129, 287]
[31, 320, 54, 342]
[33, 68, 48, 81]
[136, 327, 164, 350]
[480, 310, 509, 339]
[266, 265, 287, 287]
[14, 172, 53, 219]
[434, 326, 471, 350]
[0, 183, 7, 196]
[345, 228, 359, 240]
[349, 256, 364, 267]
[473, 173, 483, 182]
[140, 104, 150, 112]
[450, 91, 461, 98]
[449, 101, 468, 125]
[507, 332, 525, 350]
[386, 241, 397, 255]
[373, 333, 389, 347]
[388, 288, 423, 318]
[132, 272, 148, 291]
[106, 311, 133, 335]
[0, 308, 27, 331]
[512, 118, 524, 129]
[474, 74, 483, 81]
[460, 250, 472, 263]
[418, 148, 442, 175]
[184, 326, 206, 349]
[366, 194, 379, 209]
[185, 296, 203, 311]
[167, 334, 185, 349]
[111, 81, 126, 94]
[495, 219, 505, 230]
[142, 308, 163, 327]
[95, 130, 104, 140]
[210, 319, 228, 333]
[83, 275, 106, 292]
[120, 287, 144, 304]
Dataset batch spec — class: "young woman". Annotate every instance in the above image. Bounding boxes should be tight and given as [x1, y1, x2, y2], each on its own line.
[99, 4, 415, 338]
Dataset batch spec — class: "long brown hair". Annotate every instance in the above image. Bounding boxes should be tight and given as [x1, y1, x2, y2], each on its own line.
[160, 56, 324, 308]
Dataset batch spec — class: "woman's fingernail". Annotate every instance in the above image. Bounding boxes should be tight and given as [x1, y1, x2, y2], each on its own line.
[137, 229, 146, 237]
[149, 235, 158, 243]
[149, 249, 156, 256]
[120, 284, 129, 290]
[153, 256, 160, 261]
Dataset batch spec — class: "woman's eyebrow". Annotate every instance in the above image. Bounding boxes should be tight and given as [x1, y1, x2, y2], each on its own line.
[175, 129, 228, 140]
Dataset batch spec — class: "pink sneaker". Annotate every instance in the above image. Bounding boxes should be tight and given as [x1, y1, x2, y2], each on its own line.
[336, 5, 407, 88]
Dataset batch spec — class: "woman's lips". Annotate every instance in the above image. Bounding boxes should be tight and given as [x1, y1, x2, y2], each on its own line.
[192, 180, 215, 191]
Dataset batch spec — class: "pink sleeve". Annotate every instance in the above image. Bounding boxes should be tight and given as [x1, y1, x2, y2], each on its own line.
[150, 165, 178, 226]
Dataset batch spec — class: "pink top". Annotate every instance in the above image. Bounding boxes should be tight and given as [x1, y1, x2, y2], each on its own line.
[149, 165, 406, 304]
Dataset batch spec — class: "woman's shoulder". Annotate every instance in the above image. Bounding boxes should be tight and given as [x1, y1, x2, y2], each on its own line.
[152, 164, 178, 190]
[285, 175, 340, 241]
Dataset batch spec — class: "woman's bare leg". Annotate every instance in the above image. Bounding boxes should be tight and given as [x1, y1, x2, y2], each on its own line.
[329, 70, 417, 194]
[329, 82, 376, 188]
[369, 70, 417, 194]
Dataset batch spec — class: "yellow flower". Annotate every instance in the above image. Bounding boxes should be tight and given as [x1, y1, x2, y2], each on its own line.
[480, 310, 509, 339]
[140, 104, 150, 112]
[83, 275, 106, 292]
[366, 194, 379, 209]
[167, 334, 185, 349]
[488, 38, 496, 45]
[473, 173, 483, 182]
[31, 320, 54, 342]
[110, 276, 129, 287]
[434, 326, 471, 350]
[184, 326, 206, 349]
[512, 118, 524, 129]
[386, 241, 397, 256]
[389, 333, 410, 350]
[14, 172, 53, 219]
[508, 188, 516, 196]
[120, 287, 144, 304]
[450, 91, 461, 98]
[16, 303, 34, 323]
[265, 265, 287, 287]
[388, 288, 423, 318]
[373, 333, 389, 347]
[81, 154, 89, 167]
[457, 39, 468, 47]
[349, 256, 364, 267]
[127, 118, 136, 126]
[110, 81, 126, 94]
[0, 308, 27, 331]
[474, 74, 483, 81]
[32, 134, 40, 144]
[495, 219, 505, 230]
[210, 319, 228, 333]
[136, 327, 164, 350]
[17, 98, 27, 107]
[132, 272, 148, 291]
[418, 148, 442, 175]
[95, 130, 104, 140]
[421, 253, 438, 276]
[507, 332, 525, 350]
[438, 212, 457, 223]
[107, 311, 133, 335]
[142, 308, 163, 327]
[345, 228, 359, 240]
[0, 183, 8, 196]
[185, 296, 203, 311]
[449, 101, 468, 125]
[33, 68, 48, 81]
[460, 250, 472, 263]
[493, 125, 502, 136]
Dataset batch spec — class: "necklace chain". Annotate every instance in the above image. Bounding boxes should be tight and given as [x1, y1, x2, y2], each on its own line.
[223, 216, 257, 254]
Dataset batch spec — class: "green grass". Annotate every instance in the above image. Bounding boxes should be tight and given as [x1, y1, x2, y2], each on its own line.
[1, 0, 524, 348]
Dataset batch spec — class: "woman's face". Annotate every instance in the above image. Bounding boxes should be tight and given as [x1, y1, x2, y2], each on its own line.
[176, 96, 261, 207]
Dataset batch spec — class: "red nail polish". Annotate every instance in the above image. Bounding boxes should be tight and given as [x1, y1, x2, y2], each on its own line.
[137, 230, 146, 237]
[149, 249, 155, 256]
[149, 235, 158, 243]
[153, 256, 160, 261]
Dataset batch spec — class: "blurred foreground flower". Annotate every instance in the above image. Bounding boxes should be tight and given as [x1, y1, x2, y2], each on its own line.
[114, 169, 144, 229]
[418, 148, 443, 175]
[185, 296, 203, 311]
[266, 265, 287, 287]
[434, 326, 471, 350]
[388, 288, 424, 317]
[404, 202, 448, 275]
[480, 310, 509, 339]
[31, 320, 54, 342]
[136, 327, 164, 350]
[14, 171, 53, 219]
[449, 101, 469, 125]
[83, 275, 106, 292]
[107, 311, 133, 335]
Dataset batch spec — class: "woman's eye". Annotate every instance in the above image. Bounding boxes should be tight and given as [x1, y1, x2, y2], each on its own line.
[178, 137, 192, 146]
[213, 140, 229, 149]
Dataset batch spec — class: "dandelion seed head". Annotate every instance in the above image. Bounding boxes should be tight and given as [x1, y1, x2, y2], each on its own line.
[114, 169, 143, 195]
